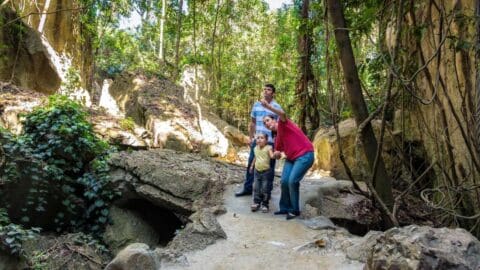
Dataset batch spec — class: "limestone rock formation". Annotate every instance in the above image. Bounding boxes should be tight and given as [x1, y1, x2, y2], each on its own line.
[106, 72, 247, 160]
[166, 208, 227, 253]
[364, 225, 480, 270]
[303, 180, 381, 235]
[312, 119, 396, 181]
[5, 0, 94, 94]
[103, 206, 160, 255]
[105, 243, 158, 270]
[108, 149, 243, 214]
[0, 8, 61, 94]
[0, 82, 150, 147]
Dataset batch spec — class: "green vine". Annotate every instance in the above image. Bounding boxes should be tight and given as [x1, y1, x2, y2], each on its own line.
[0, 95, 118, 255]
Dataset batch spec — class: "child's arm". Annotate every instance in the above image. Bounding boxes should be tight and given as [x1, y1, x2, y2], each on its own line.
[268, 148, 275, 159]
[249, 157, 256, 173]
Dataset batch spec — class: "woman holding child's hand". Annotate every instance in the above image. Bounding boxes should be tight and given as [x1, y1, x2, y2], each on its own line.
[260, 99, 314, 220]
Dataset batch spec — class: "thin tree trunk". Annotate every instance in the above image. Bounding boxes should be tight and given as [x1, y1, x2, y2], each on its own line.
[327, 0, 393, 210]
[37, 0, 51, 33]
[191, 0, 202, 134]
[192, 0, 199, 101]
[174, 0, 184, 80]
[209, 0, 221, 95]
[158, 0, 166, 61]
[295, 0, 313, 134]
[475, 0, 480, 160]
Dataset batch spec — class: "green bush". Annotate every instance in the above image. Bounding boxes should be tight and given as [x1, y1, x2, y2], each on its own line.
[0, 95, 118, 244]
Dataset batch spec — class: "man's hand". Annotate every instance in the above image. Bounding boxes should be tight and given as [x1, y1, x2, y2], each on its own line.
[260, 99, 270, 109]
[273, 151, 282, 159]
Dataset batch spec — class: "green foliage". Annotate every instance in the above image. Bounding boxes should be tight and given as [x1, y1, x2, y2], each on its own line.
[0, 95, 118, 240]
[119, 117, 135, 131]
[28, 250, 48, 270]
[0, 209, 40, 256]
[62, 67, 82, 95]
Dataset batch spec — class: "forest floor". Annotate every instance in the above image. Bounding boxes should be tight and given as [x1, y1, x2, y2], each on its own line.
[163, 177, 364, 270]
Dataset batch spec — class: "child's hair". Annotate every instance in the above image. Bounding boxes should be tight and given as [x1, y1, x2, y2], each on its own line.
[256, 132, 269, 140]
[264, 114, 276, 121]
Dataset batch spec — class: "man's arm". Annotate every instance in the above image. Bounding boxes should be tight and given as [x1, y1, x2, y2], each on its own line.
[260, 99, 286, 122]
[248, 117, 255, 144]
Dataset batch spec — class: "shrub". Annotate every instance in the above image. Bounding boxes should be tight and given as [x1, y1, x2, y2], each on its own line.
[0, 95, 118, 241]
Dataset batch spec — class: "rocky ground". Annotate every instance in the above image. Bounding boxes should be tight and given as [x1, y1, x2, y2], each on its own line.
[161, 178, 364, 270]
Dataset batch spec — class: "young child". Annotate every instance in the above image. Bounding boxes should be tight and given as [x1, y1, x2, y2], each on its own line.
[249, 132, 275, 213]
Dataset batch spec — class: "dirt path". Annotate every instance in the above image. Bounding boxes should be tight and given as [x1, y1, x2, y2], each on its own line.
[164, 178, 364, 270]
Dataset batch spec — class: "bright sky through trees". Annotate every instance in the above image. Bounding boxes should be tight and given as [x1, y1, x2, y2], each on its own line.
[119, 0, 291, 29]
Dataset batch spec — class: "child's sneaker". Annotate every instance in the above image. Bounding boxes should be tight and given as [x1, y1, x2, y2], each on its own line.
[261, 205, 269, 213]
[250, 203, 260, 212]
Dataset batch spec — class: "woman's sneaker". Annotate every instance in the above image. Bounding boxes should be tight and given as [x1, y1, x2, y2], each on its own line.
[261, 205, 269, 213]
[250, 203, 260, 212]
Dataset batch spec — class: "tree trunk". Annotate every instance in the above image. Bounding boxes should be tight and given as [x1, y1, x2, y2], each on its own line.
[475, 0, 480, 159]
[37, 0, 51, 33]
[295, 0, 312, 134]
[174, 0, 184, 80]
[209, 0, 221, 95]
[158, 0, 167, 61]
[327, 0, 393, 209]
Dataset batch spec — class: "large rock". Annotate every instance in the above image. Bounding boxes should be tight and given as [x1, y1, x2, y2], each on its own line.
[103, 206, 160, 255]
[166, 208, 226, 253]
[0, 82, 149, 147]
[365, 225, 480, 270]
[0, 9, 61, 94]
[105, 243, 158, 270]
[107, 72, 246, 159]
[7, 0, 94, 93]
[304, 180, 381, 235]
[105, 244, 188, 270]
[312, 119, 396, 181]
[108, 149, 243, 214]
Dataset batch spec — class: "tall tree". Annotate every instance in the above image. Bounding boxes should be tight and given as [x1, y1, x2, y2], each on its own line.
[327, 0, 393, 210]
[475, 0, 480, 159]
[158, 0, 167, 61]
[295, 0, 313, 133]
[174, 0, 184, 80]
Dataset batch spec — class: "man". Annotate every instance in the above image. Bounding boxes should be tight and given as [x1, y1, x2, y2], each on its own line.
[235, 84, 283, 196]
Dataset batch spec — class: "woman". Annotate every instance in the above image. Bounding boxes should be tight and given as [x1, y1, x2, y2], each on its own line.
[260, 99, 314, 220]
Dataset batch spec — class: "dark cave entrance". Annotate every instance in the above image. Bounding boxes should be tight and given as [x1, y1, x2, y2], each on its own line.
[120, 199, 186, 246]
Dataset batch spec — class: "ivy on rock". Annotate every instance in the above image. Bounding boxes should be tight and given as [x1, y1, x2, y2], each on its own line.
[0, 95, 118, 256]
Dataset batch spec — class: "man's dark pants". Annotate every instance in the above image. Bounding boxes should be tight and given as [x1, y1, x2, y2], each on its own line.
[243, 140, 276, 193]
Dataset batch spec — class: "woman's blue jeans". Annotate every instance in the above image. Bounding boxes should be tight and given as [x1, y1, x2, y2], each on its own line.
[279, 151, 314, 214]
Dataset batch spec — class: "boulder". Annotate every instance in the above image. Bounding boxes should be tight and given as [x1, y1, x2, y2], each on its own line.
[108, 149, 243, 214]
[365, 225, 480, 270]
[107, 72, 246, 159]
[345, 230, 383, 262]
[301, 216, 336, 231]
[166, 208, 227, 253]
[105, 243, 158, 270]
[304, 180, 381, 235]
[103, 206, 160, 255]
[0, 9, 61, 94]
[312, 119, 396, 181]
